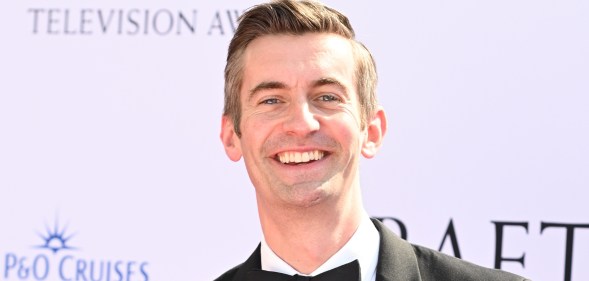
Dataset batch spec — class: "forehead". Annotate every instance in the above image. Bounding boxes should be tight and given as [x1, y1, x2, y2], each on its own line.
[241, 33, 356, 94]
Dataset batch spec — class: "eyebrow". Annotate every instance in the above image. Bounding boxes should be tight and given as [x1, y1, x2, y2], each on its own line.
[248, 81, 288, 102]
[247, 77, 348, 101]
[312, 77, 347, 95]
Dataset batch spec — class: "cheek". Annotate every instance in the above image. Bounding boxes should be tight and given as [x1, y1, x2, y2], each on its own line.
[322, 112, 363, 145]
[239, 118, 275, 156]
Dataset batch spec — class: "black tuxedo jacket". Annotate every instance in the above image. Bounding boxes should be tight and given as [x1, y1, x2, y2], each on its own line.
[214, 219, 530, 281]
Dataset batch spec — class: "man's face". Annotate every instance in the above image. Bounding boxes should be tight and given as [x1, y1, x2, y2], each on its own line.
[221, 33, 383, 208]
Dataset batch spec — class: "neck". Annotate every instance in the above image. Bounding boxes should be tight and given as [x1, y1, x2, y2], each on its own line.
[257, 183, 364, 275]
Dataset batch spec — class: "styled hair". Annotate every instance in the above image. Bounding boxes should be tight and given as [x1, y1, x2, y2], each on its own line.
[224, 0, 377, 136]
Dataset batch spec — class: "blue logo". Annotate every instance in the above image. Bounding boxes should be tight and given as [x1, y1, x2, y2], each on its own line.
[3, 217, 149, 281]
[35, 219, 76, 254]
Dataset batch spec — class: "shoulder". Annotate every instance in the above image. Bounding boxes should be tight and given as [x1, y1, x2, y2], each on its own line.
[410, 244, 529, 281]
[213, 244, 262, 281]
[371, 218, 529, 281]
[213, 263, 242, 281]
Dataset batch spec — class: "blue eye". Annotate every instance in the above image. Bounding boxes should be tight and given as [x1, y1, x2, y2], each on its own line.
[260, 98, 280, 105]
[318, 95, 340, 102]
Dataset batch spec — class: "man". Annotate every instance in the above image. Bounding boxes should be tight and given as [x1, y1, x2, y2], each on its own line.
[216, 1, 529, 280]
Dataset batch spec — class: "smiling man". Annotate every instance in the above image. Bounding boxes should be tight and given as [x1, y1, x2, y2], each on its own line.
[216, 1, 529, 281]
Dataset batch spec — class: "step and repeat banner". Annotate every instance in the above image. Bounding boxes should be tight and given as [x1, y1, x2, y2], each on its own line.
[1, 0, 587, 280]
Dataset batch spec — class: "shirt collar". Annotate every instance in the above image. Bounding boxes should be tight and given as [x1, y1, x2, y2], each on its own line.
[261, 214, 380, 281]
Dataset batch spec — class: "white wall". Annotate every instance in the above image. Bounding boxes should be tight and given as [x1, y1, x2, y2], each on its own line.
[0, 1, 587, 280]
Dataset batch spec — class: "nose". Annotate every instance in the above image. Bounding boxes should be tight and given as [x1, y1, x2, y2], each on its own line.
[282, 100, 320, 136]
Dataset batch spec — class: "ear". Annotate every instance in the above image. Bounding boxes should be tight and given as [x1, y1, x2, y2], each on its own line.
[361, 107, 387, 159]
[220, 115, 242, 162]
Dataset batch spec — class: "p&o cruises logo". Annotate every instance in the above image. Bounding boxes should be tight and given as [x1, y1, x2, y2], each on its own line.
[3, 218, 149, 281]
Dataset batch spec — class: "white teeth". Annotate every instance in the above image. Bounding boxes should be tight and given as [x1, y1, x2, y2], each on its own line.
[302, 152, 309, 162]
[277, 150, 325, 164]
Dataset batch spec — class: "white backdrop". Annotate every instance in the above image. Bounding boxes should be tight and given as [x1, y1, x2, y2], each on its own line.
[1, 1, 588, 280]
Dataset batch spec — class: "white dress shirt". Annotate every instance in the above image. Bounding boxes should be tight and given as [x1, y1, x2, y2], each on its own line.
[261, 214, 380, 281]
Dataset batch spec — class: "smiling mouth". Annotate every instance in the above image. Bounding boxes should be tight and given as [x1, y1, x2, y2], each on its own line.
[276, 150, 326, 164]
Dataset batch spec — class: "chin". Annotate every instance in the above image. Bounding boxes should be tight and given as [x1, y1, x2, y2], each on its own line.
[279, 182, 332, 208]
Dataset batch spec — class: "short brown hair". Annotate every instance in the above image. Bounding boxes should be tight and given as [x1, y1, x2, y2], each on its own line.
[224, 0, 378, 137]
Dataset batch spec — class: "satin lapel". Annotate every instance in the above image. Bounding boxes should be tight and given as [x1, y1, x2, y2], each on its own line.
[372, 219, 423, 281]
[230, 244, 262, 281]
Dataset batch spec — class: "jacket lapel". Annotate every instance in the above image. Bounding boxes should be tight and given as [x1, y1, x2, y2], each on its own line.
[372, 219, 422, 281]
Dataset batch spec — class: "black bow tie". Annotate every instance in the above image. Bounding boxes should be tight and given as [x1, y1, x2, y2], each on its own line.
[246, 259, 360, 281]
